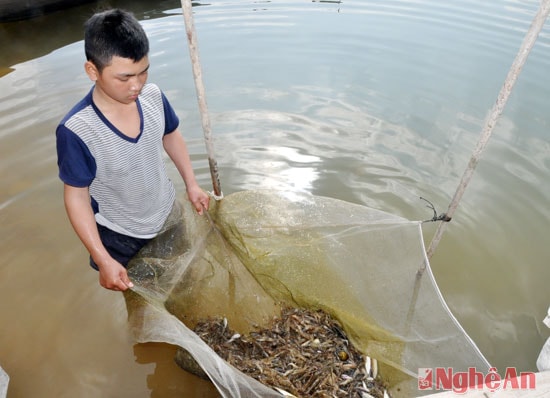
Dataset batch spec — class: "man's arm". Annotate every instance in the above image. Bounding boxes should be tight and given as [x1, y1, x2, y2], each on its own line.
[63, 184, 134, 291]
[163, 129, 210, 214]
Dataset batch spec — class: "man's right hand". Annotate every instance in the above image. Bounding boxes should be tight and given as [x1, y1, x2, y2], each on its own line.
[64, 184, 134, 292]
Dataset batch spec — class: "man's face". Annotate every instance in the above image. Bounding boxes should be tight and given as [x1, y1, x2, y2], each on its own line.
[87, 55, 150, 105]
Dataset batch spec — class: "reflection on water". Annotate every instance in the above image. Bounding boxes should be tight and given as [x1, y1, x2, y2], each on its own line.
[1, 0, 550, 396]
[0, 0, 181, 76]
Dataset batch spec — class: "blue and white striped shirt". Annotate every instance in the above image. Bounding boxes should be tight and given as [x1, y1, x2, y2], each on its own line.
[56, 83, 178, 238]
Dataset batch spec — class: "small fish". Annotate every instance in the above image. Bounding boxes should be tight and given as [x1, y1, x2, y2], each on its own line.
[227, 333, 240, 343]
[365, 356, 372, 378]
[274, 387, 298, 397]
[365, 356, 378, 380]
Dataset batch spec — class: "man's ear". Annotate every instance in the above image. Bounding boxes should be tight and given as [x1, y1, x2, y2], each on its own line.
[84, 61, 99, 81]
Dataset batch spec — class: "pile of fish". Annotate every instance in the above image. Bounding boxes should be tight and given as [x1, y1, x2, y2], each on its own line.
[176, 306, 390, 397]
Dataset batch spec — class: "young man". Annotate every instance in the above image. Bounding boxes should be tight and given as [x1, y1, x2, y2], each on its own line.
[56, 9, 210, 292]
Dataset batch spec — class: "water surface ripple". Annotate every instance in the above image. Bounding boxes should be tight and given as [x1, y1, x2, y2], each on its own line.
[1, 0, 549, 396]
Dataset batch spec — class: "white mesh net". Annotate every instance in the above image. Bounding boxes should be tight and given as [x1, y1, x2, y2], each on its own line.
[124, 190, 490, 397]
[0, 365, 8, 398]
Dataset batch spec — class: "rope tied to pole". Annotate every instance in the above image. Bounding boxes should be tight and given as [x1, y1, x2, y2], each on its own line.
[420, 197, 452, 223]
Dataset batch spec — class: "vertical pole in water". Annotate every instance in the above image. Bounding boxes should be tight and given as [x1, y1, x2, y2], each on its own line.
[180, 0, 222, 198]
[406, 0, 550, 332]
[424, 0, 550, 265]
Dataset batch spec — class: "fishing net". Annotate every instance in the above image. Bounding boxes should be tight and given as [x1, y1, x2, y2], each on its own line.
[124, 189, 489, 397]
[0, 365, 7, 398]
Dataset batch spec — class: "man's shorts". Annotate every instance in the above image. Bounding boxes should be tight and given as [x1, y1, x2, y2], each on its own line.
[89, 223, 152, 270]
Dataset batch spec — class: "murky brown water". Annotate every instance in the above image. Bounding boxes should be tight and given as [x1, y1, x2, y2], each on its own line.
[2, 0, 550, 396]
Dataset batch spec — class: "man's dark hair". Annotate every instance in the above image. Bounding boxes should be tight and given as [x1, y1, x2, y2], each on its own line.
[84, 9, 149, 71]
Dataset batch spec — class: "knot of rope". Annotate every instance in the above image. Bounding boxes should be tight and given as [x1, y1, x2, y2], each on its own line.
[420, 197, 451, 223]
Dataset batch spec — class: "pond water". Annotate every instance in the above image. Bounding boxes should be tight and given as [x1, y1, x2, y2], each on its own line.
[1, 0, 550, 396]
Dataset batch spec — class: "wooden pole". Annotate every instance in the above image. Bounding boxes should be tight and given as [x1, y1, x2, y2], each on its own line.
[180, 0, 222, 198]
[424, 0, 550, 264]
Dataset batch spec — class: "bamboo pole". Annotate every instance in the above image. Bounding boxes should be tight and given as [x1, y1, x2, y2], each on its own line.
[424, 0, 550, 265]
[180, 0, 222, 198]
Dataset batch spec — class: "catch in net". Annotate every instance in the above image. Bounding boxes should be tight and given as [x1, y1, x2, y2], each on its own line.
[124, 190, 489, 397]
